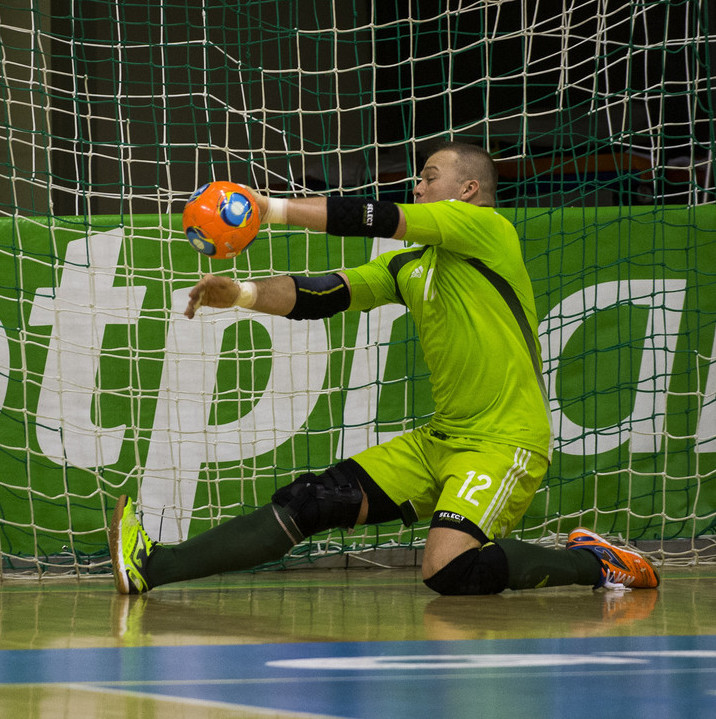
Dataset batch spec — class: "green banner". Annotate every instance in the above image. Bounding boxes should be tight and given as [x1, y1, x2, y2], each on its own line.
[0, 206, 714, 562]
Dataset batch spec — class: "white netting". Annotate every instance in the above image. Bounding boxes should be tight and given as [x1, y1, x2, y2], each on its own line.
[0, 0, 714, 574]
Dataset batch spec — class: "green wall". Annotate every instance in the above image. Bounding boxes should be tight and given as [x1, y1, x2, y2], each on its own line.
[0, 206, 714, 562]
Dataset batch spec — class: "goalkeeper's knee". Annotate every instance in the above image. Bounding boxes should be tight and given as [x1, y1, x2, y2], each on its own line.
[271, 461, 364, 539]
[423, 543, 509, 595]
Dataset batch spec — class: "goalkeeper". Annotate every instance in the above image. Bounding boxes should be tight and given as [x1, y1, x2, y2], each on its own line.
[110, 141, 659, 595]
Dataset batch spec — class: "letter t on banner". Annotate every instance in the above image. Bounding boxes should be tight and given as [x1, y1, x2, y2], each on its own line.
[29, 230, 146, 467]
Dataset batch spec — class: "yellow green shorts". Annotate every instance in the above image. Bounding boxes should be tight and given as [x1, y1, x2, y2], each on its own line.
[352, 425, 548, 539]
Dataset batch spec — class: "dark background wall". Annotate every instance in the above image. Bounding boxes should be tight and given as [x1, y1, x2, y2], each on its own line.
[1, 0, 714, 217]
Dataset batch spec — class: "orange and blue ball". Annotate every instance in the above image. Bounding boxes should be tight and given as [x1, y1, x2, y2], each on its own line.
[183, 181, 260, 259]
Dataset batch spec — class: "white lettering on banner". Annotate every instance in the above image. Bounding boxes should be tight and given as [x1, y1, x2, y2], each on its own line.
[339, 237, 407, 456]
[0, 322, 9, 409]
[339, 303, 407, 456]
[539, 279, 687, 455]
[28, 230, 146, 467]
[696, 332, 716, 452]
[139, 288, 328, 542]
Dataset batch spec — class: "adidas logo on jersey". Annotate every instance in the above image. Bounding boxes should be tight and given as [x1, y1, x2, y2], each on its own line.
[410, 265, 424, 279]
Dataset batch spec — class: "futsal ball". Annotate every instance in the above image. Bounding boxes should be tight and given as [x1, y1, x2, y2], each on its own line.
[183, 181, 260, 259]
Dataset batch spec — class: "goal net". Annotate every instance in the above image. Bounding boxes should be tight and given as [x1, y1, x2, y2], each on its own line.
[0, 0, 714, 574]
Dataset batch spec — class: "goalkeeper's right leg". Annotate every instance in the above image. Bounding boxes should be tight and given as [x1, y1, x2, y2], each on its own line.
[110, 495, 155, 594]
[109, 460, 372, 594]
[109, 495, 300, 594]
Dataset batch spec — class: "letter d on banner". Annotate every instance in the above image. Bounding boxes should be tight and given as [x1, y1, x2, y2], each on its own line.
[539, 279, 686, 455]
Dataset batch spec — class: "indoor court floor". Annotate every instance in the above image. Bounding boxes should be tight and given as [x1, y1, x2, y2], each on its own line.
[1, 565, 715, 718]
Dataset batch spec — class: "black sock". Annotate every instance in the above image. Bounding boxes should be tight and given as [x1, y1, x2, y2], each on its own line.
[146, 503, 298, 588]
[494, 538, 602, 590]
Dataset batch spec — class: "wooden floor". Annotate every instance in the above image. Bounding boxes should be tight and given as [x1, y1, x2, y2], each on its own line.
[1, 566, 715, 718]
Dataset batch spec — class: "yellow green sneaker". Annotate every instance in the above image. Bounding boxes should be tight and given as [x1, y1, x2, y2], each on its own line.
[109, 495, 155, 594]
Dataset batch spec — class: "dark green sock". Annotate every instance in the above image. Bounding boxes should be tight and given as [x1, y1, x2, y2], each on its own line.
[146, 503, 298, 588]
[494, 538, 602, 590]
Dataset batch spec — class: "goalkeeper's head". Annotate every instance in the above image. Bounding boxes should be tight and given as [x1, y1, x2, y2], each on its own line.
[414, 141, 498, 207]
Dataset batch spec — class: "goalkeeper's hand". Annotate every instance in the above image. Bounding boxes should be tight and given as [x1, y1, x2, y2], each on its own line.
[184, 274, 244, 319]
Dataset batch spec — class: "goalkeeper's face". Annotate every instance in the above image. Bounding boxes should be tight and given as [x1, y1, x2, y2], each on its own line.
[413, 149, 473, 204]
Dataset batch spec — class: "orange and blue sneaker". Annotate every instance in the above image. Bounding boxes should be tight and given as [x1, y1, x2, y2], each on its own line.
[567, 527, 660, 590]
[109, 495, 155, 595]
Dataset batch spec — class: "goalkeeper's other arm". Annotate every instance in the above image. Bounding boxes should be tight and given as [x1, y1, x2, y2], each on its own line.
[183, 272, 351, 320]
[184, 274, 295, 319]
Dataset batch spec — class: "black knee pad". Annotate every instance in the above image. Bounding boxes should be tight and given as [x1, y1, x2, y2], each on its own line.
[271, 462, 364, 538]
[423, 543, 509, 596]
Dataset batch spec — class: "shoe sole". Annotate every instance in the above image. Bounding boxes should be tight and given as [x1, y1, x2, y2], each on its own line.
[109, 494, 131, 595]
[569, 528, 660, 588]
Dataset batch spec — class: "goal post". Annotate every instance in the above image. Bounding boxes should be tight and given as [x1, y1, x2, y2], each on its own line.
[0, 0, 714, 574]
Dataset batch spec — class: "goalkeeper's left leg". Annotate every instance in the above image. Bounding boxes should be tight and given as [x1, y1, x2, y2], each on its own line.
[422, 526, 659, 595]
[423, 533, 604, 595]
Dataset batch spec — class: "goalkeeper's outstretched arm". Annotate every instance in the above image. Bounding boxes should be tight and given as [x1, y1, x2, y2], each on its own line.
[184, 271, 352, 321]
[255, 193, 408, 239]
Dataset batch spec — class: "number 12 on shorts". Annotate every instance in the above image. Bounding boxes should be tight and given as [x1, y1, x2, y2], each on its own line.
[457, 471, 492, 507]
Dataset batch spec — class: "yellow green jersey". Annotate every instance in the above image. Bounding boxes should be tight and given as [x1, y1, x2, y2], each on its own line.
[343, 200, 553, 460]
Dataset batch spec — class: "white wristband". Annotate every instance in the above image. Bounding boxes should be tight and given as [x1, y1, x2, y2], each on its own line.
[233, 281, 258, 309]
[262, 197, 288, 225]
